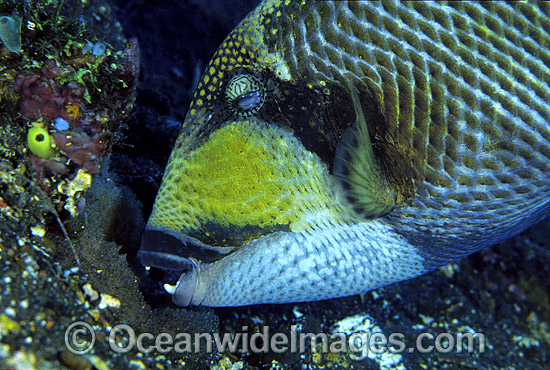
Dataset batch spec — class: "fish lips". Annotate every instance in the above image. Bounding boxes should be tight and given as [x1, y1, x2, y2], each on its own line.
[138, 225, 237, 270]
[138, 225, 239, 306]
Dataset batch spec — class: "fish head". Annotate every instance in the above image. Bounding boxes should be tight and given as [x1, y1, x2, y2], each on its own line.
[138, 0, 550, 307]
[138, 1, 406, 306]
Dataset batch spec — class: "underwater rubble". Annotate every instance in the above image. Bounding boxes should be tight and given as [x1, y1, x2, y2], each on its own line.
[1, 0, 549, 369]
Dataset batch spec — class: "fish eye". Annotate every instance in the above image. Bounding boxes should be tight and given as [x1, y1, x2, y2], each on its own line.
[225, 74, 265, 116]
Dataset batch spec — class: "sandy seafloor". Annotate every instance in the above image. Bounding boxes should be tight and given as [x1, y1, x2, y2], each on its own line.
[1, 0, 549, 369]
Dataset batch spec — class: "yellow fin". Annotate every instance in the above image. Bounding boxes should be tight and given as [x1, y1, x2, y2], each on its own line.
[333, 85, 395, 218]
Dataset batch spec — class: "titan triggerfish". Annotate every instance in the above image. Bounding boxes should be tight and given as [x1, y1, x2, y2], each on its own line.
[138, 0, 550, 307]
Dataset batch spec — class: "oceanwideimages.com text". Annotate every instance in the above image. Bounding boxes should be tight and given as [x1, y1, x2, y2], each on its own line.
[65, 322, 486, 359]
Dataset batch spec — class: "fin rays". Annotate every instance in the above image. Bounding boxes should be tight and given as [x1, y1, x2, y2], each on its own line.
[333, 85, 395, 218]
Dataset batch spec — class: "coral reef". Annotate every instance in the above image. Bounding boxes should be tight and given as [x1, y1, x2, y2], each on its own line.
[0, 0, 146, 368]
[1, 0, 140, 187]
[10, 38, 139, 178]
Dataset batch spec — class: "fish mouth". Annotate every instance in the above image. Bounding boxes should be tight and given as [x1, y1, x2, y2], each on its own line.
[138, 225, 242, 306]
[139, 117, 361, 305]
[140, 117, 353, 262]
[137, 225, 237, 270]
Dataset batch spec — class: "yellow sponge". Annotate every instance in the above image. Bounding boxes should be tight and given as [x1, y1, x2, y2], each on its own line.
[27, 126, 55, 159]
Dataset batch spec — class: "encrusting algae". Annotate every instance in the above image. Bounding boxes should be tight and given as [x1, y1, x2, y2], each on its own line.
[0, 0, 151, 368]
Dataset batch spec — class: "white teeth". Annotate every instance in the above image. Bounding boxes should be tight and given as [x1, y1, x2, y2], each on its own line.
[144, 266, 151, 271]
[164, 283, 176, 295]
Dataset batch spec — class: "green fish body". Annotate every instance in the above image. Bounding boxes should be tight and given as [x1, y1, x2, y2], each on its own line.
[139, 0, 550, 306]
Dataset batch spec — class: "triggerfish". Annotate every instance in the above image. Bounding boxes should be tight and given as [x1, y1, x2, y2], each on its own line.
[139, 0, 550, 307]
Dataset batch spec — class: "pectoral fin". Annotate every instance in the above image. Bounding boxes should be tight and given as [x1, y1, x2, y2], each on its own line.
[333, 86, 395, 218]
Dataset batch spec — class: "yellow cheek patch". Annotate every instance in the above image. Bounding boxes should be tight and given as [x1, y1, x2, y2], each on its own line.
[184, 122, 294, 228]
[148, 119, 352, 246]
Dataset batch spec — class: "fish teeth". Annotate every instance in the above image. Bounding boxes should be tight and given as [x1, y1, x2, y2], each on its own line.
[163, 283, 177, 295]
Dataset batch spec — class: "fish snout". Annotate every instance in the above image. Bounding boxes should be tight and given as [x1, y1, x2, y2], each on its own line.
[171, 257, 210, 307]
[138, 225, 229, 306]
[138, 225, 235, 269]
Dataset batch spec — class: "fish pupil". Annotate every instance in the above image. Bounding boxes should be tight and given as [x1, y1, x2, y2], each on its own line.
[225, 74, 265, 116]
[235, 91, 261, 111]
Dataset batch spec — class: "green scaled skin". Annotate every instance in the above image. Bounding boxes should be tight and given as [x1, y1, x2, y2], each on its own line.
[140, 0, 550, 307]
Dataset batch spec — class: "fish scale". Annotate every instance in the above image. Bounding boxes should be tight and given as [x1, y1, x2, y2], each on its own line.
[276, 1, 550, 255]
[140, 0, 550, 306]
